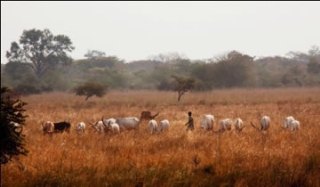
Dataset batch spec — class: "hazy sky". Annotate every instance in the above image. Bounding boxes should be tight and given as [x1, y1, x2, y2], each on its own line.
[1, 1, 320, 63]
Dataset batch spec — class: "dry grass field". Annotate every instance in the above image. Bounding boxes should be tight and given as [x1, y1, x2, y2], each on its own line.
[2, 88, 320, 186]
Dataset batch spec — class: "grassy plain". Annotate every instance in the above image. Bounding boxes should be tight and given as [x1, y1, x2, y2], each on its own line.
[3, 88, 320, 186]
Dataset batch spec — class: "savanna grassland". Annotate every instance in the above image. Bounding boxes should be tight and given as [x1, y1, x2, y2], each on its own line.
[3, 88, 320, 187]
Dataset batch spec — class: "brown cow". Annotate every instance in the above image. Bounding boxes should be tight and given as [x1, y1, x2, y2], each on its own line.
[140, 111, 159, 121]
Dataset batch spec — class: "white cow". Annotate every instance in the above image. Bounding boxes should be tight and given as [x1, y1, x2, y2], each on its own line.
[108, 122, 120, 133]
[102, 118, 120, 134]
[234, 118, 244, 132]
[92, 120, 105, 133]
[148, 119, 158, 134]
[219, 118, 233, 132]
[283, 116, 295, 129]
[288, 119, 300, 131]
[116, 117, 140, 131]
[103, 118, 116, 127]
[158, 119, 170, 132]
[76, 122, 86, 133]
[260, 116, 271, 131]
[200, 114, 215, 131]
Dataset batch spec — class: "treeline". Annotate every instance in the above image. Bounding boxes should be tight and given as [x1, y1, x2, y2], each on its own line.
[1, 48, 320, 94]
[1, 29, 319, 94]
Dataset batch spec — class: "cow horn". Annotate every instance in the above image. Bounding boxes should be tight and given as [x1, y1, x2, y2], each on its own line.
[250, 122, 260, 131]
[151, 112, 160, 119]
[102, 116, 108, 126]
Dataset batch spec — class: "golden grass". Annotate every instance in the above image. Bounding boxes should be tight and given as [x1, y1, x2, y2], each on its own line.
[3, 88, 320, 186]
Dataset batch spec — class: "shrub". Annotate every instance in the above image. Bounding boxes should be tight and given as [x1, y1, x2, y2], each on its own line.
[73, 82, 107, 101]
[0, 87, 28, 164]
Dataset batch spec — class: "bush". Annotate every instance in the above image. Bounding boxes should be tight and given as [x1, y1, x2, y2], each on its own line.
[73, 82, 107, 101]
[0, 87, 28, 164]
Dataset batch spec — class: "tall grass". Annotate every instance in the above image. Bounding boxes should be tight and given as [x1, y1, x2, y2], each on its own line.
[3, 88, 320, 186]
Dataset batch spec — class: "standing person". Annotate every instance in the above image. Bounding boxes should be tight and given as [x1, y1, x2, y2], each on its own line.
[185, 111, 194, 131]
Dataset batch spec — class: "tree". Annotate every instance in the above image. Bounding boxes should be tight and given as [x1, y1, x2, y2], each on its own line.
[307, 57, 320, 74]
[308, 45, 320, 57]
[191, 63, 215, 90]
[307, 46, 320, 74]
[73, 82, 107, 101]
[211, 51, 255, 88]
[149, 52, 188, 63]
[6, 28, 74, 78]
[281, 65, 305, 86]
[84, 50, 106, 60]
[171, 75, 195, 102]
[1, 87, 28, 181]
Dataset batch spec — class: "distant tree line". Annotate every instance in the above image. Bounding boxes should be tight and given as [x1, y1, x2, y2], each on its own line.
[1, 29, 320, 95]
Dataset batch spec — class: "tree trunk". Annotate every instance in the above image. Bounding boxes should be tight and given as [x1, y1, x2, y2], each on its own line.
[177, 91, 184, 102]
[85, 95, 91, 101]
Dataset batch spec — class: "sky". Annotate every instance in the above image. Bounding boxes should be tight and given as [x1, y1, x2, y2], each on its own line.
[1, 1, 320, 63]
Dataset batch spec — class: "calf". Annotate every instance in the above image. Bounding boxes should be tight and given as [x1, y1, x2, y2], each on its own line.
[288, 119, 300, 131]
[76, 122, 86, 133]
[219, 118, 233, 132]
[102, 118, 120, 134]
[148, 119, 158, 134]
[283, 116, 295, 129]
[234, 118, 245, 132]
[260, 116, 270, 131]
[158, 119, 170, 132]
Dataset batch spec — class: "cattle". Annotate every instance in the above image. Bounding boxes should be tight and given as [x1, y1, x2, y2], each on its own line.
[219, 118, 233, 132]
[260, 116, 270, 131]
[42, 121, 54, 134]
[76, 122, 86, 133]
[102, 118, 116, 128]
[234, 118, 244, 132]
[283, 116, 295, 129]
[283, 116, 300, 131]
[148, 119, 158, 134]
[251, 116, 270, 131]
[200, 114, 215, 131]
[91, 120, 105, 133]
[288, 119, 300, 131]
[102, 118, 120, 134]
[158, 119, 170, 132]
[140, 111, 159, 121]
[53, 121, 71, 133]
[116, 117, 140, 131]
[108, 122, 120, 134]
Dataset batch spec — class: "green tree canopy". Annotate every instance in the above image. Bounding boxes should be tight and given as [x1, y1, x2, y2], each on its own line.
[6, 28, 74, 78]
[211, 51, 255, 87]
[73, 82, 107, 101]
[84, 50, 106, 60]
